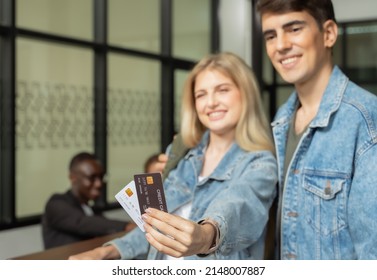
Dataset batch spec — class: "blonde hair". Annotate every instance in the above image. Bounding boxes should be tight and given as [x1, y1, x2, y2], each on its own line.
[180, 52, 274, 153]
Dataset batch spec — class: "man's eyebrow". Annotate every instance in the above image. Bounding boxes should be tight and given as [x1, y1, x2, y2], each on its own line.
[263, 20, 307, 36]
[262, 29, 275, 38]
[282, 20, 306, 29]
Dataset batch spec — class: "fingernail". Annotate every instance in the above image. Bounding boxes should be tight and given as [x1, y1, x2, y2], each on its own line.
[142, 214, 148, 221]
[145, 208, 152, 213]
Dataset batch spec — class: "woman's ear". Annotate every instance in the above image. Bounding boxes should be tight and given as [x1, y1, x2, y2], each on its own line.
[323, 19, 338, 48]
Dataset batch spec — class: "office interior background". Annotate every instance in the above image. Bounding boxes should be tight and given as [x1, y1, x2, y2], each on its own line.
[0, 0, 376, 259]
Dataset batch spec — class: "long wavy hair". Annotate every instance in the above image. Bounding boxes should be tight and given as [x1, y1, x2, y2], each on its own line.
[180, 52, 274, 153]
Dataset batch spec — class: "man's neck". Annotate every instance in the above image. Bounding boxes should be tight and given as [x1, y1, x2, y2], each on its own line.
[294, 63, 334, 133]
[71, 188, 88, 205]
[296, 63, 333, 104]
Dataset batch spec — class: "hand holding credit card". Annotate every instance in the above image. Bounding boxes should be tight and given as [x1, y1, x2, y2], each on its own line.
[115, 172, 168, 232]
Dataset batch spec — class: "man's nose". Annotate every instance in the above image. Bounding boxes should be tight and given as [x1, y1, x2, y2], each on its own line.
[93, 176, 103, 187]
[276, 33, 291, 51]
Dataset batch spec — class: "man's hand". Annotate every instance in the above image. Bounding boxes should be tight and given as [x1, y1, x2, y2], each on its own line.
[154, 153, 168, 173]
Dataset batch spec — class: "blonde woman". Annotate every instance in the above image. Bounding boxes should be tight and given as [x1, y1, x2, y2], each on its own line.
[70, 52, 277, 260]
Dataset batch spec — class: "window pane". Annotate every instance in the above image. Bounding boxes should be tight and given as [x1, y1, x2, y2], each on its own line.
[174, 70, 189, 133]
[17, 0, 92, 40]
[108, 54, 161, 202]
[173, 0, 211, 60]
[262, 46, 274, 85]
[333, 26, 343, 66]
[108, 0, 160, 53]
[16, 38, 93, 217]
[346, 23, 377, 86]
[261, 90, 271, 123]
[277, 86, 295, 109]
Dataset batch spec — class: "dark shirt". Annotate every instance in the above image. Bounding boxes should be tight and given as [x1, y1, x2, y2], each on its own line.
[42, 190, 128, 249]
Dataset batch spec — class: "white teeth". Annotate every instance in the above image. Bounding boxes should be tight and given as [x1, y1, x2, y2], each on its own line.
[281, 57, 297, 65]
[209, 111, 223, 117]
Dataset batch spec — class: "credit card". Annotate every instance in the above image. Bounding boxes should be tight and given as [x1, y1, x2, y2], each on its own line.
[134, 172, 168, 215]
[115, 180, 145, 231]
[115, 172, 168, 232]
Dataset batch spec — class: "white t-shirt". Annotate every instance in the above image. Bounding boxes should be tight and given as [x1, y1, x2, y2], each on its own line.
[81, 204, 94, 216]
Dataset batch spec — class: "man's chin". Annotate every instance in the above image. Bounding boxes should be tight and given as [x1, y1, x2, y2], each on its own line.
[88, 195, 100, 202]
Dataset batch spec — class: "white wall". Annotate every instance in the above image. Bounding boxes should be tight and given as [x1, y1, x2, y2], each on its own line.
[332, 0, 377, 22]
[219, 0, 251, 63]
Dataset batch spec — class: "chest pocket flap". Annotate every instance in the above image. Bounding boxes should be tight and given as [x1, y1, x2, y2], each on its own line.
[303, 170, 349, 200]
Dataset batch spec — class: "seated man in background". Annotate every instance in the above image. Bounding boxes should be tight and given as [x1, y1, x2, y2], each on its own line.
[144, 153, 165, 174]
[42, 152, 136, 249]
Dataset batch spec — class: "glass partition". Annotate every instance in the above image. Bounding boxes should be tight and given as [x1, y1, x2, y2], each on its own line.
[173, 69, 189, 133]
[346, 22, 377, 94]
[17, 0, 92, 40]
[173, 0, 211, 60]
[16, 38, 93, 217]
[107, 54, 161, 202]
[108, 0, 160, 53]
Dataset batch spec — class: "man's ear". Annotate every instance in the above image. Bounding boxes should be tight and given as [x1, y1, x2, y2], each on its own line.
[69, 171, 77, 184]
[323, 19, 338, 48]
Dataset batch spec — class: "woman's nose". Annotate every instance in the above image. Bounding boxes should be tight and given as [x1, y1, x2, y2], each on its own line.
[207, 92, 219, 107]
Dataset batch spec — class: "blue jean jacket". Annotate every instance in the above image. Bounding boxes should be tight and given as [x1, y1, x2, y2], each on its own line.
[108, 131, 277, 259]
[272, 66, 377, 259]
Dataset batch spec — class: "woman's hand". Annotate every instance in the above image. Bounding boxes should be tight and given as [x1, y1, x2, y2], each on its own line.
[68, 245, 120, 260]
[142, 208, 216, 258]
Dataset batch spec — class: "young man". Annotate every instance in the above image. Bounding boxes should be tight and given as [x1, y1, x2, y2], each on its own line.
[257, 0, 377, 259]
[42, 152, 136, 249]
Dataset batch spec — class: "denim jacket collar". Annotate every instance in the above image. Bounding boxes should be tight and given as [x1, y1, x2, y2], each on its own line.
[272, 66, 348, 129]
[184, 130, 244, 182]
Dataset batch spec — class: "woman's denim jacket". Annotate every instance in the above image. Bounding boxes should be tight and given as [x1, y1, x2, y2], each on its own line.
[108, 131, 277, 259]
[272, 66, 377, 259]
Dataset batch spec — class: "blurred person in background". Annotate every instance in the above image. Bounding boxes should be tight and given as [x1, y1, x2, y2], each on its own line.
[42, 152, 136, 249]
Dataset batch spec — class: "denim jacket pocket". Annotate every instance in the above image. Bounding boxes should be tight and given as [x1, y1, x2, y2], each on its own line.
[302, 170, 349, 236]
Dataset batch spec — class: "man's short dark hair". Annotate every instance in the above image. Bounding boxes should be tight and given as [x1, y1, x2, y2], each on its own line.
[256, 0, 337, 29]
[69, 152, 99, 171]
[144, 154, 160, 173]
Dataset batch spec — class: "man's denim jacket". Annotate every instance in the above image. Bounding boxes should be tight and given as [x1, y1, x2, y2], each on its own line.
[272, 66, 377, 259]
[108, 131, 277, 259]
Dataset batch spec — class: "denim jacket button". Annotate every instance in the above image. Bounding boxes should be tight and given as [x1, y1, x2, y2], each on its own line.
[293, 169, 300, 174]
[324, 187, 331, 195]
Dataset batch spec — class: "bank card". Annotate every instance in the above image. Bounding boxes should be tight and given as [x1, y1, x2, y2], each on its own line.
[115, 180, 145, 231]
[134, 172, 168, 215]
